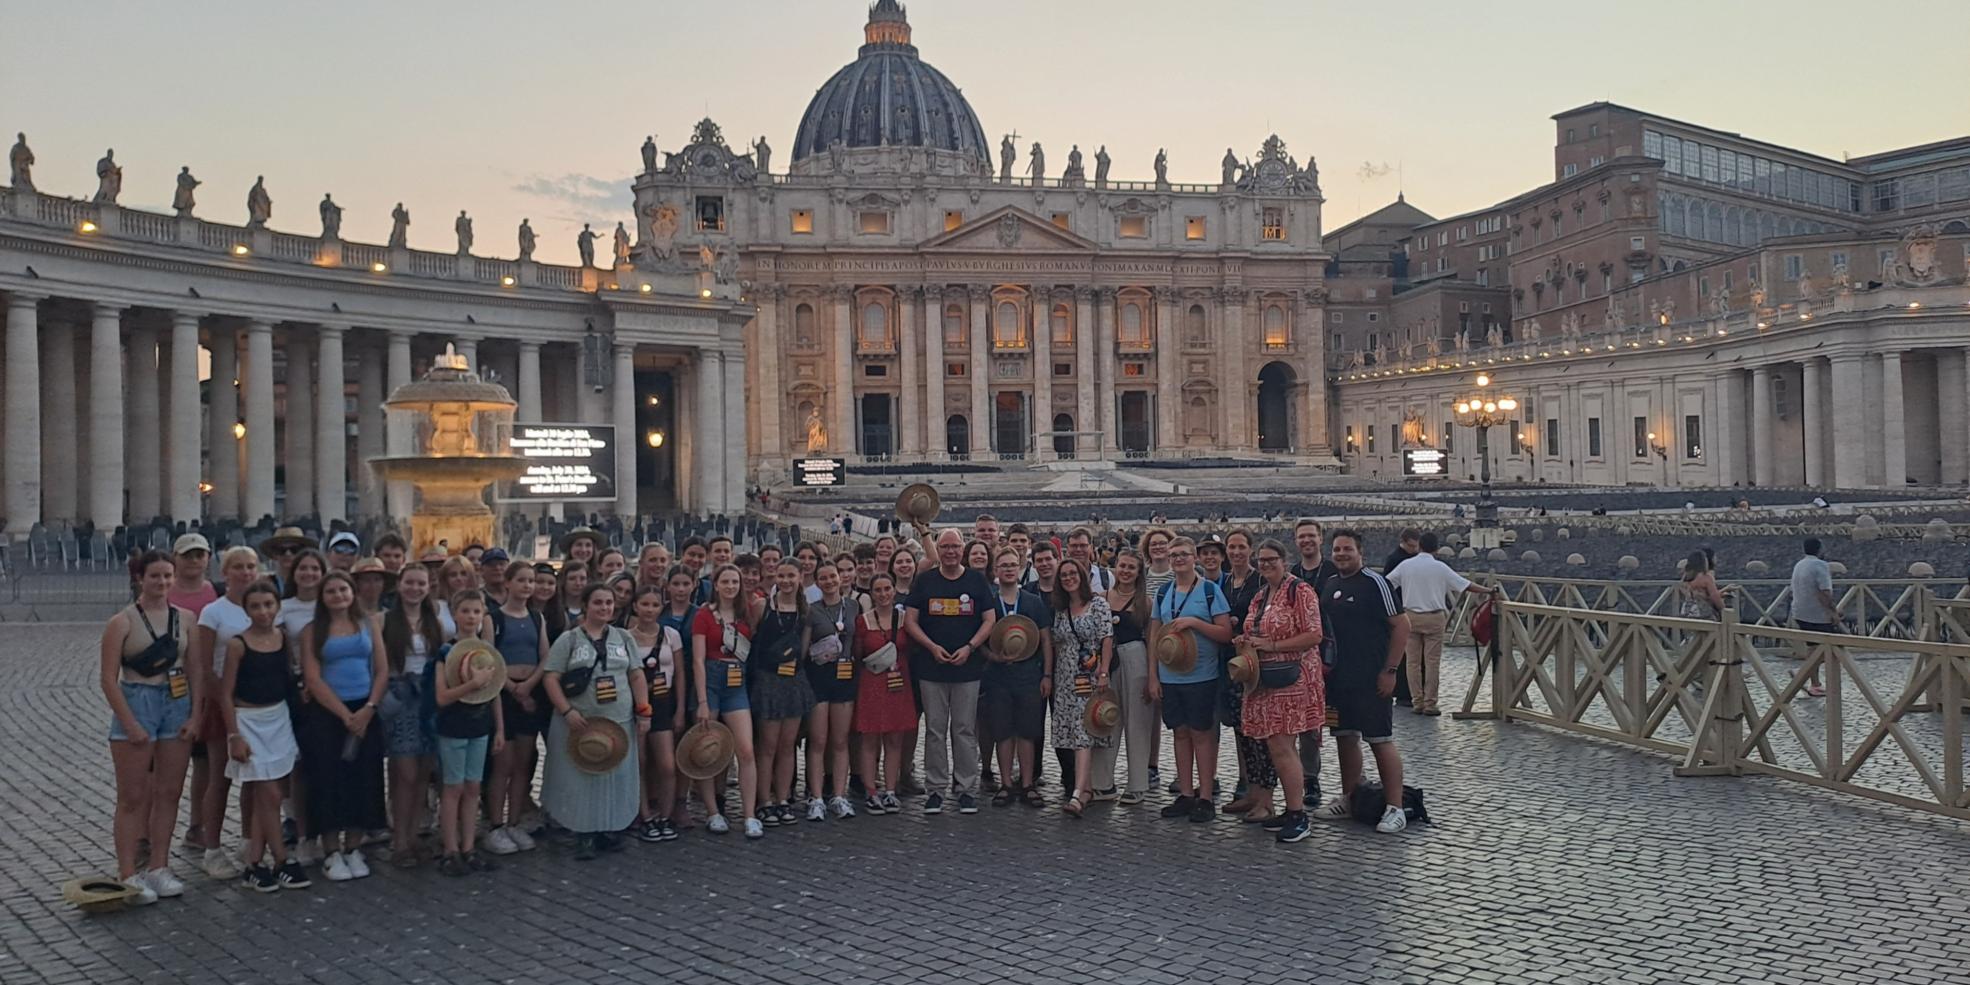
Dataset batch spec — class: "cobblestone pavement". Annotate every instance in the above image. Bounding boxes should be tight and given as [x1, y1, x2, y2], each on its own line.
[4, 624, 1968, 985]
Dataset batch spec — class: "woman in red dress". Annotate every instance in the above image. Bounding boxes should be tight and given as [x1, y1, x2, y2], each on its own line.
[1235, 539, 1326, 845]
[851, 572, 916, 815]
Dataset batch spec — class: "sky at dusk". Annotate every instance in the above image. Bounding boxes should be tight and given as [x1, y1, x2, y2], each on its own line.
[5, 1, 1964, 266]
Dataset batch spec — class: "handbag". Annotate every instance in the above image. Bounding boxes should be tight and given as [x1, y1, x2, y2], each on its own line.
[121, 607, 181, 678]
[1251, 579, 1305, 691]
[560, 629, 609, 698]
[861, 610, 900, 673]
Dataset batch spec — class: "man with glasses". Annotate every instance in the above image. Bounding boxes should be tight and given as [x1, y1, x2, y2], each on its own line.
[1286, 518, 1338, 808]
[1149, 537, 1232, 822]
[1314, 529, 1412, 833]
[325, 531, 361, 572]
[902, 529, 998, 815]
[1064, 527, 1113, 592]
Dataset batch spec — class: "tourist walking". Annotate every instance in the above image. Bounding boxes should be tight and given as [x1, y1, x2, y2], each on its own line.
[1788, 538, 1835, 697]
[100, 550, 196, 905]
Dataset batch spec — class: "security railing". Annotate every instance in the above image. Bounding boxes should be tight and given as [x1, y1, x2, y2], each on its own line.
[1447, 576, 1944, 647]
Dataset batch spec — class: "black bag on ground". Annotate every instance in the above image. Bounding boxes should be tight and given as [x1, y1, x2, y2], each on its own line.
[1349, 782, 1430, 825]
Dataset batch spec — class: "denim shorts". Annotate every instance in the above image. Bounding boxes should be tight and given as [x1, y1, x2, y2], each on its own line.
[436, 735, 489, 785]
[108, 680, 192, 742]
[704, 661, 751, 716]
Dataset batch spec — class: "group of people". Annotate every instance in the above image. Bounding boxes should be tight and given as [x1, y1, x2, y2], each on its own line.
[100, 513, 1478, 906]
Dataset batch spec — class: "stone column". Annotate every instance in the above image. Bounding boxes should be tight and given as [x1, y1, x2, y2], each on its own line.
[831, 287, 856, 455]
[1938, 351, 1968, 486]
[695, 348, 724, 512]
[1711, 371, 1738, 488]
[1219, 291, 1246, 449]
[4, 293, 43, 532]
[897, 288, 920, 457]
[284, 335, 316, 518]
[1303, 296, 1329, 453]
[1031, 289, 1052, 460]
[454, 335, 478, 373]
[1829, 353, 1864, 490]
[754, 288, 784, 460]
[385, 331, 414, 521]
[1097, 289, 1117, 453]
[1074, 288, 1095, 459]
[123, 326, 162, 523]
[316, 325, 347, 522]
[208, 328, 240, 520]
[38, 311, 75, 522]
[968, 285, 990, 456]
[356, 337, 385, 517]
[516, 341, 544, 420]
[722, 345, 746, 512]
[167, 312, 203, 524]
[1961, 349, 1970, 486]
[575, 336, 608, 426]
[613, 343, 638, 518]
[1879, 350, 1905, 490]
[242, 319, 277, 523]
[88, 304, 127, 527]
[1751, 365, 1775, 487]
[923, 287, 946, 460]
[1154, 290, 1178, 452]
[1802, 359, 1826, 488]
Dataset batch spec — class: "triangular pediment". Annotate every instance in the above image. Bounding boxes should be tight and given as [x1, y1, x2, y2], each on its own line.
[920, 205, 1099, 253]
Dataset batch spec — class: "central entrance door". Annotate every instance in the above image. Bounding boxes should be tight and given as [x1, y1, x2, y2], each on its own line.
[994, 392, 1028, 458]
[1256, 362, 1295, 452]
[859, 393, 893, 459]
[1119, 392, 1151, 455]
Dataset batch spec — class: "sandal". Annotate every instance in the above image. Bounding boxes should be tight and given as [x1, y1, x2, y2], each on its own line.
[1805, 683, 1826, 698]
[1063, 794, 1086, 818]
[991, 788, 1014, 807]
[1020, 785, 1046, 809]
[1242, 811, 1280, 825]
[1224, 796, 1257, 815]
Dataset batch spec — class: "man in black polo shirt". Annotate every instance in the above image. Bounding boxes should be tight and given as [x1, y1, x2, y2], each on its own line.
[903, 528, 997, 816]
[1313, 528, 1412, 834]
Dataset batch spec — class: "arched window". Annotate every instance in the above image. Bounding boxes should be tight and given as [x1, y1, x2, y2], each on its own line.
[1120, 302, 1146, 347]
[794, 303, 816, 345]
[943, 303, 965, 345]
[994, 300, 1022, 348]
[1051, 303, 1072, 345]
[1186, 304, 1206, 343]
[860, 301, 889, 350]
[1264, 305, 1288, 347]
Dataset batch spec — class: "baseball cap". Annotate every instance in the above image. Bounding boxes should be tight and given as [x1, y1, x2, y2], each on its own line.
[173, 533, 211, 555]
[327, 531, 361, 554]
[479, 548, 511, 565]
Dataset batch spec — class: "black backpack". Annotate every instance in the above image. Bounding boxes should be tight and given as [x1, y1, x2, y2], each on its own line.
[1350, 782, 1430, 826]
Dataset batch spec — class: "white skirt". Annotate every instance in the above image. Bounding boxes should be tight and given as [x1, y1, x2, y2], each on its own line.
[225, 702, 299, 783]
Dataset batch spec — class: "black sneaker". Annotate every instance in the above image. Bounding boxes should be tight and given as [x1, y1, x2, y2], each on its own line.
[657, 818, 679, 841]
[251, 864, 280, 893]
[1159, 795, 1197, 819]
[1261, 812, 1290, 832]
[1188, 798, 1217, 823]
[278, 860, 312, 889]
[573, 835, 598, 861]
[923, 793, 945, 815]
[238, 866, 260, 891]
[466, 850, 497, 872]
[1275, 811, 1312, 843]
[957, 793, 978, 814]
[758, 806, 778, 828]
[636, 818, 665, 843]
[599, 832, 626, 853]
[439, 853, 470, 876]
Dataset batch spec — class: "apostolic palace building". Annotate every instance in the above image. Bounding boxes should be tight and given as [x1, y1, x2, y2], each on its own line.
[3, 2, 1969, 536]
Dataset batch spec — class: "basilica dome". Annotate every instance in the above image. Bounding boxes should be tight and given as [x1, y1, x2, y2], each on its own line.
[790, 1, 991, 168]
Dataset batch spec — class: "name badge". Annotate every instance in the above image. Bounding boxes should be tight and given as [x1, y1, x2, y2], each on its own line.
[593, 676, 618, 704]
[777, 661, 797, 677]
[1073, 673, 1094, 696]
[166, 666, 189, 700]
[835, 657, 853, 681]
[886, 670, 904, 692]
[725, 663, 743, 688]
[650, 675, 670, 698]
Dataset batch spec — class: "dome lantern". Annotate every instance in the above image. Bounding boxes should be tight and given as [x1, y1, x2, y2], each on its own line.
[865, 0, 911, 46]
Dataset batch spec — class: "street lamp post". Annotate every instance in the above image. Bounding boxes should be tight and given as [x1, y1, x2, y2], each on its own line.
[1452, 373, 1517, 544]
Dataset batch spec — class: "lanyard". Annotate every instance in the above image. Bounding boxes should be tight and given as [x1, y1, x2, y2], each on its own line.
[1166, 578, 1200, 621]
[997, 590, 1020, 619]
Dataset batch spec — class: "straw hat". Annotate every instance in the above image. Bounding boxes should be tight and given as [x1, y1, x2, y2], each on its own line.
[61, 876, 142, 913]
[1152, 624, 1198, 675]
[257, 526, 316, 555]
[350, 557, 395, 582]
[442, 637, 507, 705]
[557, 527, 606, 556]
[1226, 645, 1260, 689]
[1083, 686, 1121, 739]
[987, 614, 1041, 663]
[895, 483, 941, 526]
[419, 546, 449, 565]
[567, 718, 630, 775]
[677, 720, 736, 780]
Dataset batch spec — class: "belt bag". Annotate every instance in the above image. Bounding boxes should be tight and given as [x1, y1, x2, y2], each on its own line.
[808, 633, 844, 664]
[1256, 659, 1301, 691]
[862, 641, 898, 674]
[121, 609, 181, 678]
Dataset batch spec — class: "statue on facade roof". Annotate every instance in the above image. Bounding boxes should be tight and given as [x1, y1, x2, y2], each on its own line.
[172, 166, 200, 217]
[641, 135, 658, 174]
[8, 132, 32, 192]
[1486, 322, 1503, 347]
[93, 149, 122, 205]
[1524, 318, 1541, 344]
[455, 211, 473, 254]
[1063, 145, 1085, 185]
[612, 222, 631, 267]
[1028, 142, 1045, 183]
[246, 176, 272, 229]
[999, 134, 1016, 183]
[1094, 145, 1110, 187]
[517, 219, 536, 261]
[1220, 148, 1239, 186]
[318, 193, 342, 239]
[388, 202, 410, 249]
[753, 135, 772, 175]
[1154, 148, 1168, 188]
[576, 222, 600, 268]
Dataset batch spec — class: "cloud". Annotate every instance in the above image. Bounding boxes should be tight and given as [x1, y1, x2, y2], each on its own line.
[510, 172, 633, 214]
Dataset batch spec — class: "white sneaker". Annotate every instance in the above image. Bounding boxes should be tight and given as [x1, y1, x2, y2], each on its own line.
[706, 813, 730, 835]
[506, 826, 536, 852]
[1314, 797, 1353, 821]
[344, 849, 371, 878]
[122, 877, 159, 907]
[1376, 805, 1408, 834]
[830, 796, 855, 819]
[743, 818, 764, 839]
[806, 798, 827, 822]
[323, 852, 353, 882]
[201, 847, 240, 880]
[142, 867, 185, 899]
[484, 827, 519, 855]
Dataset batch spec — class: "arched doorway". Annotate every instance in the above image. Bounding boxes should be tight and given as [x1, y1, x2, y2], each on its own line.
[1052, 413, 1075, 459]
[859, 393, 893, 459]
[1256, 362, 1295, 452]
[946, 415, 970, 459]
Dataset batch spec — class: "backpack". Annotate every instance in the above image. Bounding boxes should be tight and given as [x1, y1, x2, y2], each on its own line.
[491, 607, 545, 649]
[1350, 782, 1430, 826]
[1154, 577, 1224, 617]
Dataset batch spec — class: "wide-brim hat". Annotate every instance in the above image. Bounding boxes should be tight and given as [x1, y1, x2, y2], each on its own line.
[442, 637, 507, 705]
[677, 720, 736, 780]
[568, 718, 629, 775]
[1227, 645, 1260, 688]
[558, 527, 606, 556]
[1083, 686, 1121, 739]
[987, 614, 1041, 663]
[895, 483, 941, 525]
[61, 876, 140, 913]
[419, 546, 449, 564]
[1152, 624, 1198, 675]
[258, 526, 316, 555]
[350, 557, 396, 582]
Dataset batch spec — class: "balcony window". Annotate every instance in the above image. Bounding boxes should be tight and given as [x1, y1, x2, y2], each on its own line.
[1261, 207, 1286, 241]
[1263, 305, 1289, 349]
[993, 300, 1024, 348]
[1119, 301, 1149, 348]
[790, 209, 813, 234]
[1118, 216, 1148, 239]
[858, 211, 891, 235]
[859, 302, 891, 352]
[1185, 216, 1206, 241]
[942, 303, 966, 346]
[1051, 303, 1073, 345]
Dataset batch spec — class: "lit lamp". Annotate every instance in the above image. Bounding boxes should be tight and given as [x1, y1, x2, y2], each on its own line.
[645, 429, 665, 449]
[232, 420, 247, 440]
[1646, 431, 1668, 460]
[1450, 373, 1518, 531]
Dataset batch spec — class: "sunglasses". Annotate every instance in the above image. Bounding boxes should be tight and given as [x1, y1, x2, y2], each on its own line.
[330, 546, 358, 555]
[272, 547, 299, 557]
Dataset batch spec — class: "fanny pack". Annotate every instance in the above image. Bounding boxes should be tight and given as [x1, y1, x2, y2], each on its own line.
[560, 630, 608, 698]
[121, 607, 181, 678]
[1251, 580, 1304, 691]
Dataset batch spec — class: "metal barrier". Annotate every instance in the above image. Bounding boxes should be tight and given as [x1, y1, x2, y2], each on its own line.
[0, 570, 137, 622]
[1459, 599, 1970, 819]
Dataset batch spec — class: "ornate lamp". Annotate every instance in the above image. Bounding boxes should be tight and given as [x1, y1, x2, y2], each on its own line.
[1450, 374, 1518, 531]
